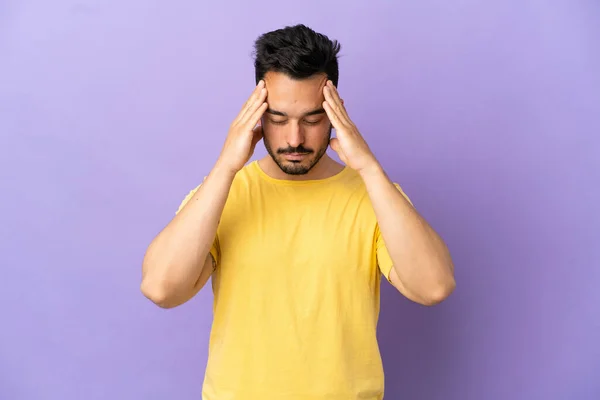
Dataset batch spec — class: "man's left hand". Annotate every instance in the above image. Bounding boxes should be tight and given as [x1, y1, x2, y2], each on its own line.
[323, 81, 380, 173]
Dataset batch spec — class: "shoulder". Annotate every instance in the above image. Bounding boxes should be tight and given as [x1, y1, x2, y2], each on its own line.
[338, 167, 413, 205]
[176, 162, 260, 213]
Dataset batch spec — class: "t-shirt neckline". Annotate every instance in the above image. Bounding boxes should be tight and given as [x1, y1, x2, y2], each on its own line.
[252, 160, 350, 186]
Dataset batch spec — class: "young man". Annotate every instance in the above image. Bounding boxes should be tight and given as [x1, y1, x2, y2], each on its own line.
[141, 24, 455, 400]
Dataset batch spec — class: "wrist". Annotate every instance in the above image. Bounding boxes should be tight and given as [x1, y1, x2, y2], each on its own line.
[358, 159, 385, 180]
[211, 159, 239, 181]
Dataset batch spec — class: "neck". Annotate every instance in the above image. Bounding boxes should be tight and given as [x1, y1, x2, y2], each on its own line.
[258, 154, 345, 181]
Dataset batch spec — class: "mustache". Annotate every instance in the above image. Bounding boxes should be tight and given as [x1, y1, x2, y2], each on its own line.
[277, 146, 313, 154]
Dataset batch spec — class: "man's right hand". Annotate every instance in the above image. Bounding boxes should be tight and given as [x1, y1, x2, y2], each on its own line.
[217, 80, 268, 174]
[142, 82, 268, 309]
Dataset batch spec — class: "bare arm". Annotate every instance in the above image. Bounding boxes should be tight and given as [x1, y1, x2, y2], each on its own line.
[141, 166, 236, 308]
[322, 80, 455, 306]
[141, 81, 268, 308]
[361, 165, 455, 306]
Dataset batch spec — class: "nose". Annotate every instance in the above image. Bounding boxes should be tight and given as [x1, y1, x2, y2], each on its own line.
[286, 122, 305, 148]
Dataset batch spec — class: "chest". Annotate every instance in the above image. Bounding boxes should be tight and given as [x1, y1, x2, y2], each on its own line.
[216, 189, 379, 281]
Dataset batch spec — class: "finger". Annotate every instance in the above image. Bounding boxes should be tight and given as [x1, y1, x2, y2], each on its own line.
[325, 81, 351, 122]
[242, 81, 264, 110]
[323, 100, 345, 132]
[323, 86, 350, 127]
[238, 85, 266, 124]
[240, 87, 267, 126]
[244, 101, 268, 130]
[234, 81, 265, 124]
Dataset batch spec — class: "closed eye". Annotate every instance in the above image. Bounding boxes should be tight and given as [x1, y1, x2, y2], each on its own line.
[303, 119, 321, 125]
[269, 119, 322, 126]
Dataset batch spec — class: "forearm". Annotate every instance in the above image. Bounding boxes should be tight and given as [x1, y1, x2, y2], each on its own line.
[141, 163, 236, 301]
[360, 163, 455, 301]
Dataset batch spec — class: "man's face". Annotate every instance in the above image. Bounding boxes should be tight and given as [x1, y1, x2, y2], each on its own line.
[262, 72, 332, 175]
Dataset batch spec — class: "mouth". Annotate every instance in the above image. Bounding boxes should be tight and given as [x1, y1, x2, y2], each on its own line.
[283, 152, 310, 161]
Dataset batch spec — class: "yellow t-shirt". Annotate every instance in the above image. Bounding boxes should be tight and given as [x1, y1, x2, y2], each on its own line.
[177, 160, 412, 400]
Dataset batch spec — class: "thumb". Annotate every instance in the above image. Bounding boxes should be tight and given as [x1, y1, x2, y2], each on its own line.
[252, 119, 263, 138]
[329, 137, 341, 153]
[250, 122, 263, 150]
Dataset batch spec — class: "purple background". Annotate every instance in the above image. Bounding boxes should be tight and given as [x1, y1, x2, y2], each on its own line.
[1, 1, 599, 399]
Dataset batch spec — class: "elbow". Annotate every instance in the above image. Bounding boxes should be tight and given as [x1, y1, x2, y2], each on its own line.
[421, 254, 456, 306]
[141, 247, 181, 308]
[140, 275, 178, 309]
[421, 276, 456, 306]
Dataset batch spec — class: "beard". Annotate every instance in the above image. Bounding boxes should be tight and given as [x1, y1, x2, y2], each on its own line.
[264, 125, 332, 175]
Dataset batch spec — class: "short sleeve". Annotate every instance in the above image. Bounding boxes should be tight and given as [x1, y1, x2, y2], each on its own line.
[376, 183, 413, 281]
[175, 180, 221, 267]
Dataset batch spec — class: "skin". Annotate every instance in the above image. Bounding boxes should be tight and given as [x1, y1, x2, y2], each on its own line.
[140, 72, 455, 308]
[321, 79, 455, 305]
[259, 72, 342, 179]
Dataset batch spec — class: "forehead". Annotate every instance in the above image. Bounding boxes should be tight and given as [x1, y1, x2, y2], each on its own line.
[264, 71, 327, 115]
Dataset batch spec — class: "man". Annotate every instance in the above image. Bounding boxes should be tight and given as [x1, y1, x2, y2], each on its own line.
[141, 24, 455, 400]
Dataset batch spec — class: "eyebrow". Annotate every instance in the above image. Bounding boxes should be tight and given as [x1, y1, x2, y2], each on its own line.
[265, 107, 326, 117]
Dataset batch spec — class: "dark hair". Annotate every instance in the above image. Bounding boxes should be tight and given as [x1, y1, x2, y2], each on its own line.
[253, 24, 341, 86]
